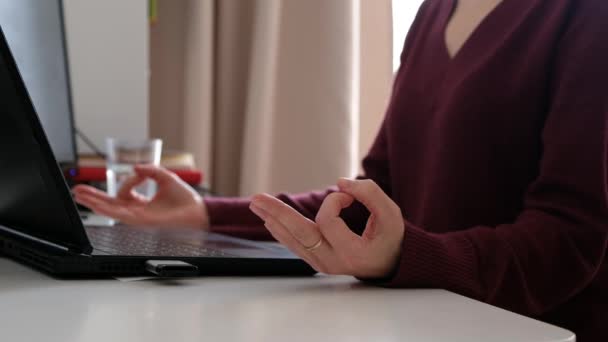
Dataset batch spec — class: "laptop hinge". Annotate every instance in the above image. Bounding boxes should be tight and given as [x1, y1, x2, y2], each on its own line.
[0, 224, 88, 254]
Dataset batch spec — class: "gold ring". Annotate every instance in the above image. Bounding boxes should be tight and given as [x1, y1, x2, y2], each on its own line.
[305, 238, 323, 252]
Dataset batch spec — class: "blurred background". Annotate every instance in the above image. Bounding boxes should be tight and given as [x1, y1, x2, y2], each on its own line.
[5, 0, 424, 197]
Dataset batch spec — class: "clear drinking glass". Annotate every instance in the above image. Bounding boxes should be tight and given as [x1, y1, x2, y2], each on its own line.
[105, 138, 163, 198]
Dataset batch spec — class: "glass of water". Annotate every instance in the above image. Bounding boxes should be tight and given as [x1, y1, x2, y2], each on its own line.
[105, 138, 163, 198]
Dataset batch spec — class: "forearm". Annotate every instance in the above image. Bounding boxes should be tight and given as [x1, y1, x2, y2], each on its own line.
[380, 211, 607, 316]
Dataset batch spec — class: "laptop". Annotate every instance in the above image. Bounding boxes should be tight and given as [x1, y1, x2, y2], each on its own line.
[0, 26, 314, 277]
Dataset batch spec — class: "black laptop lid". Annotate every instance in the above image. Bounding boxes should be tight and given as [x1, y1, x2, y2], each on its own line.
[0, 26, 91, 253]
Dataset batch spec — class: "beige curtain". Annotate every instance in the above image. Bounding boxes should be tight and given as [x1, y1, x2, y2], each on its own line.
[150, 0, 392, 197]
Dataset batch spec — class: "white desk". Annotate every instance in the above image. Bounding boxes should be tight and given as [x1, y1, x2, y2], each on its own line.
[0, 258, 574, 342]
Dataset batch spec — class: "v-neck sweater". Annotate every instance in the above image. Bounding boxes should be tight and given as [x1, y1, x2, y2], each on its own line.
[205, 0, 608, 339]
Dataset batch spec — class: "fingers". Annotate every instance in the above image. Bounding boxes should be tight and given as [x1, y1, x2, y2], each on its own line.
[74, 193, 136, 223]
[72, 184, 96, 194]
[133, 165, 178, 185]
[248, 185, 404, 279]
[336, 178, 400, 222]
[315, 193, 361, 252]
[73, 186, 119, 206]
[73, 184, 112, 200]
[250, 203, 337, 274]
[116, 174, 147, 201]
[73, 192, 101, 210]
[73, 177, 148, 204]
[249, 205, 319, 265]
[250, 194, 322, 249]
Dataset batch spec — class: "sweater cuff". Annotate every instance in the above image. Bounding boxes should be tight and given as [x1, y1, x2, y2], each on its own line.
[382, 222, 481, 297]
[204, 196, 263, 226]
[204, 197, 273, 241]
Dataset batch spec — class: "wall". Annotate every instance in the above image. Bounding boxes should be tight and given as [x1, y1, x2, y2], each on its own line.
[358, 0, 393, 163]
[149, 0, 214, 176]
[62, 0, 149, 154]
[392, 0, 424, 71]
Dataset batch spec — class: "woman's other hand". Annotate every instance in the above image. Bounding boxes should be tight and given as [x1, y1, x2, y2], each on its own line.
[249, 178, 405, 279]
[73, 165, 208, 229]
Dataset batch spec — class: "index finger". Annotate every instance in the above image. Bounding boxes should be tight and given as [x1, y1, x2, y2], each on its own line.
[74, 192, 135, 223]
[134, 165, 179, 185]
[336, 178, 397, 220]
[73, 185, 119, 204]
[251, 193, 321, 248]
[315, 192, 354, 224]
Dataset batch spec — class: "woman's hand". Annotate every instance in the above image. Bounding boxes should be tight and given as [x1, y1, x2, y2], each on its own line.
[249, 178, 405, 279]
[73, 165, 208, 229]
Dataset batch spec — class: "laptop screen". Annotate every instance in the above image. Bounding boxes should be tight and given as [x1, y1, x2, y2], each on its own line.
[0, 0, 77, 166]
[0, 26, 90, 252]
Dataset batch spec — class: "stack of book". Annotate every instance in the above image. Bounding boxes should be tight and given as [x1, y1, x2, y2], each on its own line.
[67, 151, 203, 186]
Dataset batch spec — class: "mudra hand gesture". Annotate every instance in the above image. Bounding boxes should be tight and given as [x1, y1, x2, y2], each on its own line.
[250, 178, 405, 279]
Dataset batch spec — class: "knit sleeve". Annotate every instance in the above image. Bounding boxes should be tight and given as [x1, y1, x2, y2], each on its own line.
[380, 1, 608, 317]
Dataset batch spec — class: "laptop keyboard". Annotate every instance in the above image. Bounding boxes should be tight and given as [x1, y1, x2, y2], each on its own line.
[86, 225, 231, 257]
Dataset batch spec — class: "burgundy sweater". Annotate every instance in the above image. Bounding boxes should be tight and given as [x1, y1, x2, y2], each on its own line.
[205, 0, 608, 339]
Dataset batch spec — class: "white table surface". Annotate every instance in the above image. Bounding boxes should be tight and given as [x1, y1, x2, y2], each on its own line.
[0, 257, 574, 342]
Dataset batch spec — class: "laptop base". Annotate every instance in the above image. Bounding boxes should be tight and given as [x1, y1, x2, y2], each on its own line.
[0, 230, 316, 278]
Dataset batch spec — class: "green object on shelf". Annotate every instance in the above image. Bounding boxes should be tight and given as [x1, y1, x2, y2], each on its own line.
[149, 0, 158, 24]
